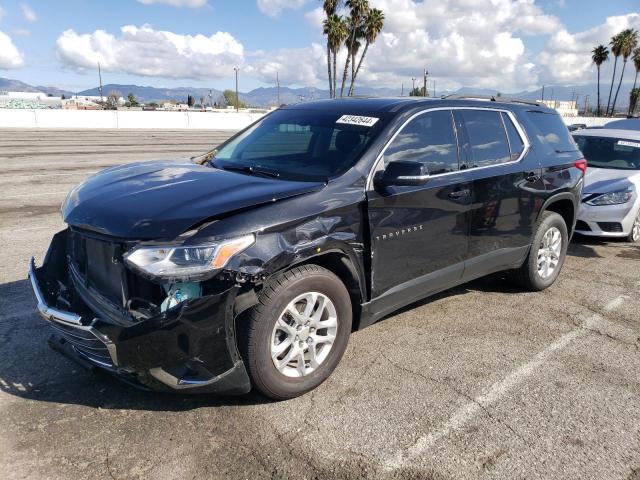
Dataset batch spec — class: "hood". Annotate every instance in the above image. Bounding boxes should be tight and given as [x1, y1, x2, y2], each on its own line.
[583, 167, 640, 195]
[62, 161, 324, 239]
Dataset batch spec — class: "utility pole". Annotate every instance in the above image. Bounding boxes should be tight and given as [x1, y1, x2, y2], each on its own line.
[234, 67, 239, 112]
[541, 85, 545, 101]
[423, 68, 428, 97]
[411, 77, 416, 94]
[401, 82, 404, 96]
[276, 71, 280, 106]
[98, 62, 103, 103]
[432, 80, 436, 98]
[584, 95, 590, 115]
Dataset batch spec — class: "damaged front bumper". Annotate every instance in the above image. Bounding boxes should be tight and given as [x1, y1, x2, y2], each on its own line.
[28, 251, 252, 395]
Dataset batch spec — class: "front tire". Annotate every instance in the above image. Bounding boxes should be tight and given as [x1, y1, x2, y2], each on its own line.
[239, 265, 352, 400]
[626, 209, 640, 243]
[512, 211, 568, 291]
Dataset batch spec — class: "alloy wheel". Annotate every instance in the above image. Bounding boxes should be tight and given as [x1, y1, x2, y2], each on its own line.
[537, 226, 562, 279]
[632, 212, 640, 242]
[270, 292, 338, 378]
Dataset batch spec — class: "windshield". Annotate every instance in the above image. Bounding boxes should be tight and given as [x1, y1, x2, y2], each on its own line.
[573, 135, 640, 170]
[211, 109, 387, 181]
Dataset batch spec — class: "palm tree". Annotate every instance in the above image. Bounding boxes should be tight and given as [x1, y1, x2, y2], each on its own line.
[348, 8, 384, 96]
[628, 47, 640, 115]
[606, 32, 623, 116]
[591, 45, 609, 116]
[610, 29, 638, 116]
[322, 0, 340, 98]
[347, 16, 363, 95]
[324, 14, 347, 99]
[339, 0, 369, 97]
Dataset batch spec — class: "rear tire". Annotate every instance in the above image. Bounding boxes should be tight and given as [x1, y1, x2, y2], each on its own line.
[238, 265, 352, 400]
[512, 211, 568, 291]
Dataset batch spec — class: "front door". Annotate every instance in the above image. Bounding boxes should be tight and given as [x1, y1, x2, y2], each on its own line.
[366, 109, 473, 315]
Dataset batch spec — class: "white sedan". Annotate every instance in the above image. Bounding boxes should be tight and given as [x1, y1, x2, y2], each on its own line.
[573, 129, 640, 243]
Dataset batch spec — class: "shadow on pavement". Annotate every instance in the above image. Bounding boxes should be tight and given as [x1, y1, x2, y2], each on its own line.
[0, 278, 270, 411]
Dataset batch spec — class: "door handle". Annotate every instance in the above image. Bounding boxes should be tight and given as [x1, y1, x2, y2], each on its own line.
[525, 172, 540, 183]
[448, 189, 471, 199]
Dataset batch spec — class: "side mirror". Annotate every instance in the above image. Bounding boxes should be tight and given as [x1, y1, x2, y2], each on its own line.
[374, 160, 430, 189]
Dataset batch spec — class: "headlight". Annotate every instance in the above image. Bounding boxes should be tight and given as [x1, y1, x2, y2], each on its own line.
[124, 234, 255, 280]
[586, 189, 633, 206]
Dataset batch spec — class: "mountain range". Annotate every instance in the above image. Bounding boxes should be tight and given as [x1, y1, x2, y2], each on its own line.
[1, 76, 635, 108]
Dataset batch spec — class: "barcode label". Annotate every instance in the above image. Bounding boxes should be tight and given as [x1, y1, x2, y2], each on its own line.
[336, 115, 379, 127]
[617, 140, 640, 149]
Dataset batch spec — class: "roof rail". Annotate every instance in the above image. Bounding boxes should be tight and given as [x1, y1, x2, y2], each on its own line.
[441, 94, 541, 107]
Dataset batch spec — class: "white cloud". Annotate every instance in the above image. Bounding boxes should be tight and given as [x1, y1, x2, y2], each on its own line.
[21, 4, 37, 22]
[248, 43, 328, 85]
[0, 5, 5, 21]
[538, 13, 640, 85]
[257, 0, 308, 18]
[307, 0, 562, 91]
[56, 25, 244, 80]
[137, 0, 207, 7]
[13, 28, 30, 36]
[0, 30, 25, 69]
[305, 6, 324, 29]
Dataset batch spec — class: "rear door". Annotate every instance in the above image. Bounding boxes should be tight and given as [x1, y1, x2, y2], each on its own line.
[366, 109, 473, 312]
[453, 108, 544, 279]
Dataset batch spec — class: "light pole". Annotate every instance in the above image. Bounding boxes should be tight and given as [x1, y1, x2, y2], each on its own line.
[423, 69, 429, 97]
[234, 67, 239, 112]
[411, 77, 416, 94]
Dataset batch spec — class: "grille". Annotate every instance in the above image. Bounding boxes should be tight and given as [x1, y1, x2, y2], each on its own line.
[68, 230, 127, 306]
[49, 320, 116, 368]
[575, 220, 591, 231]
[598, 222, 623, 233]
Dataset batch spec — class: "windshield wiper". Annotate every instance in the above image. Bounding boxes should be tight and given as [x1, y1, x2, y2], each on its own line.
[218, 164, 281, 179]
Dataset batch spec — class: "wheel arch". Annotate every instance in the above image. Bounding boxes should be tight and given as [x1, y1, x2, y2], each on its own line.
[291, 251, 364, 331]
[538, 193, 577, 238]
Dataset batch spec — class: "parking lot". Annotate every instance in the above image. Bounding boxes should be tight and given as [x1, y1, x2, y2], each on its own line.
[0, 128, 639, 480]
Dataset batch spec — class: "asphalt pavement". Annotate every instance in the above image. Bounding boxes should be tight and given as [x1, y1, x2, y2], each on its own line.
[0, 129, 638, 480]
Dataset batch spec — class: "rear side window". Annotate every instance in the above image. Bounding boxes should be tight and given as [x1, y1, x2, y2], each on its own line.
[501, 112, 525, 160]
[383, 110, 459, 175]
[459, 110, 511, 167]
[526, 111, 578, 154]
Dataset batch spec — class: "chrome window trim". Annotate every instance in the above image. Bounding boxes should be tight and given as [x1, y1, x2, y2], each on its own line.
[366, 106, 531, 190]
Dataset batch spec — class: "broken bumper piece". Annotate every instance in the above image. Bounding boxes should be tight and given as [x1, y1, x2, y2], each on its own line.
[28, 257, 251, 395]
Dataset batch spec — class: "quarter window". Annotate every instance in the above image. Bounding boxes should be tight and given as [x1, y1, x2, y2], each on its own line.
[459, 110, 511, 167]
[501, 112, 525, 160]
[383, 110, 459, 175]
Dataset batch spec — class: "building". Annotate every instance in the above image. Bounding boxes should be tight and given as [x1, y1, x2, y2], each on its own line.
[538, 99, 578, 117]
[0, 91, 62, 108]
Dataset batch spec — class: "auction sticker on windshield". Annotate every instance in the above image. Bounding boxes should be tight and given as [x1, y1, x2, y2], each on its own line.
[618, 140, 640, 149]
[336, 115, 379, 127]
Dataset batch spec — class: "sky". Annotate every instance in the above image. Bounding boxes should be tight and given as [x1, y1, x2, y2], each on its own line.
[0, 0, 638, 93]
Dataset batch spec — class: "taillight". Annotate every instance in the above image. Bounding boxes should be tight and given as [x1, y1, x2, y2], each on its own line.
[574, 158, 587, 173]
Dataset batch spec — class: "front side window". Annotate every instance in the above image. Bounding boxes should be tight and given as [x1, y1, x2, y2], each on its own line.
[383, 110, 459, 175]
[459, 110, 511, 167]
[213, 109, 386, 181]
[574, 135, 640, 170]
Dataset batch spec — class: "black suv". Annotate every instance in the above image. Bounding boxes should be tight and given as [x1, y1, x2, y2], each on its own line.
[29, 97, 585, 399]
